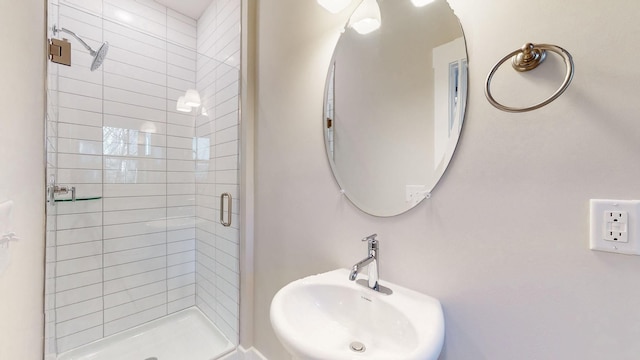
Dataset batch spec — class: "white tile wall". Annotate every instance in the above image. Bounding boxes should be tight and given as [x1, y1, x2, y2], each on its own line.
[195, 0, 241, 345]
[46, 0, 240, 355]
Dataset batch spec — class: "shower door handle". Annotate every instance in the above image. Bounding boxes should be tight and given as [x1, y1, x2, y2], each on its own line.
[220, 193, 232, 227]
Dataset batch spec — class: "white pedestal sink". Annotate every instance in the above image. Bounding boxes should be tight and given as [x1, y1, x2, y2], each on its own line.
[270, 269, 445, 360]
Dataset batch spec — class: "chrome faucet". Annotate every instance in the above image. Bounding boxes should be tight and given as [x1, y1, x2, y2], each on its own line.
[349, 234, 379, 291]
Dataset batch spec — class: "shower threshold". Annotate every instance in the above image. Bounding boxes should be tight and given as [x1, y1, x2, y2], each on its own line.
[57, 307, 234, 360]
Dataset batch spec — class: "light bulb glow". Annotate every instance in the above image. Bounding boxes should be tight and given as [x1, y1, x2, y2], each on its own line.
[176, 96, 192, 113]
[411, 0, 436, 7]
[317, 0, 351, 13]
[184, 89, 201, 107]
[348, 0, 381, 35]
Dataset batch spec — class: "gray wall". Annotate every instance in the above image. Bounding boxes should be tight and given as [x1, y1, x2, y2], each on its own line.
[253, 0, 640, 359]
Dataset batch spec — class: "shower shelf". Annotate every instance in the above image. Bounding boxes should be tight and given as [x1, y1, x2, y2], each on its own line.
[49, 196, 102, 203]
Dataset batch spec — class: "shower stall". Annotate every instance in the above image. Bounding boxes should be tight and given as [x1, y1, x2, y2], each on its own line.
[45, 0, 241, 358]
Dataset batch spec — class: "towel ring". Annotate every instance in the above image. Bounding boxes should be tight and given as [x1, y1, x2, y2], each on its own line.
[485, 43, 574, 113]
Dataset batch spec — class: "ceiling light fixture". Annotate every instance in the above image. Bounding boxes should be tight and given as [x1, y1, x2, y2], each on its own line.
[348, 0, 381, 35]
[317, 0, 352, 13]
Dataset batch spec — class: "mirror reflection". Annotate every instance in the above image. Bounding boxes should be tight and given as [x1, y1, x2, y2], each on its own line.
[324, 0, 468, 216]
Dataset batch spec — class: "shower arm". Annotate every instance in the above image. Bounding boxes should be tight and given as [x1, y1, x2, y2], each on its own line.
[53, 25, 96, 56]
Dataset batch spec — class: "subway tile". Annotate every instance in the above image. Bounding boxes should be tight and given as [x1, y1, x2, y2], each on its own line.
[56, 212, 102, 230]
[57, 241, 102, 261]
[215, 125, 238, 144]
[104, 232, 166, 253]
[55, 283, 102, 308]
[57, 138, 102, 155]
[104, 280, 166, 309]
[56, 255, 103, 277]
[168, 284, 195, 303]
[104, 304, 166, 337]
[103, 183, 166, 197]
[59, 77, 103, 98]
[168, 29, 197, 50]
[168, 250, 195, 267]
[167, 239, 195, 254]
[107, 46, 167, 74]
[57, 226, 102, 246]
[103, 219, 166, 239]
[58, 153, 102, 170]
[104, 21, 166, 51]
[215, 155, 238, 171]
[167, 295, 195, 314]
[167, 272, 195, 290]
[103, 256, 166, 281]
[104, 169, 167, 184]
[56, 269, 102, 292]
[103, 59, 167, 87]
[168, 261, 195, 279]
[168, 52, 196, 71]
[103, 244, 166, 267]
[103, 195, 167, 211]
[56, 297, 103, 323]
[167, 148, 195, 161]
[58, 123, 102, 142]
[103, 208, 167, 226]
[58, 107, 103, 127]
[168, 227, 196, 242]
[215, 96, 239, 119]
[56, 325, 103, 354]
[167, 159, 195, 172]
[103, 2, 166, 38]
[60, 0, 103, 16]
[56, 198, 102, 215]
[167, 9, 197, 36]
[103, 157, 167, 172]
[168, 76, 196, 93]
[59, 92, 102, 113]
[104, 86, 167, 110]
[167, 123, 196, 138]
[104, 100, 167, 123]
[104, 268, 166, 295]
[104, 292, 166, 323]
[104, 73, 166, 98]
[168, 64, 196, 82]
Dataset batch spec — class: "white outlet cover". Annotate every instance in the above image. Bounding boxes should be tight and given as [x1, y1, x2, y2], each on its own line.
[590, 199, 640, 255]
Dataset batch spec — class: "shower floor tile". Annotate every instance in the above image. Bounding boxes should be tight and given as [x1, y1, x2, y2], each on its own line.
[57, 307, 234, 360]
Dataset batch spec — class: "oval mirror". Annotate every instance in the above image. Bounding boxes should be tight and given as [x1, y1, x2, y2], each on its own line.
[323, 0, 468, 217]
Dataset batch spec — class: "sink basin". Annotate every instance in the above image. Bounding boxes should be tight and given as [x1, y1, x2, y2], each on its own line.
[270, 269, 444, 360]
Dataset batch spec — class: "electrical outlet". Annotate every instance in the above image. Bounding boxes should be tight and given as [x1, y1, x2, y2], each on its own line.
[590, 200, 640, 255]
[603, 211, 628, 242]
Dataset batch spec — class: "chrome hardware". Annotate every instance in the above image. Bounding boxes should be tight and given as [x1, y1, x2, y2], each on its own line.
[48, 184, 76, 205]
[485, 43, 574, 112]
[220, 192, 232, 227]
[349, 234, 379, 291]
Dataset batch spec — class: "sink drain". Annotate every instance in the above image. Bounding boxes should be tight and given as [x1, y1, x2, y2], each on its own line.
[145, 357, 158, 360]
[350, 341, 366, 353]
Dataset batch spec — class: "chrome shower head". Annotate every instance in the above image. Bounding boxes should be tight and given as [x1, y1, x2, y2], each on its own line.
[53, 25, 109, 71]
[90, 42, 109, 71]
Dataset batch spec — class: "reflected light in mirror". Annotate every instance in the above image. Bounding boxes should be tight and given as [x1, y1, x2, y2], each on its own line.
[176, 96, 192, 112]
[348, 0, 381, 34]
[317, 0, 351, 13]
[411, 0, 436, 7]
[184, 89, 201, 107]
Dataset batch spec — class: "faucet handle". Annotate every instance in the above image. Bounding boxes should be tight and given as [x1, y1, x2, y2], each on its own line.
[362, 234, 378, 247]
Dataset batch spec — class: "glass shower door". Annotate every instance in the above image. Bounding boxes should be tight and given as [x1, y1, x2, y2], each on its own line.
[44, 0, 241, 358]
